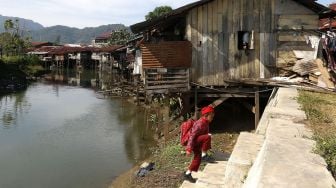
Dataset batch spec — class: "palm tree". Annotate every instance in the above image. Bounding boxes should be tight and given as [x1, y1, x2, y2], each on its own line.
[4, 19, 14, 33]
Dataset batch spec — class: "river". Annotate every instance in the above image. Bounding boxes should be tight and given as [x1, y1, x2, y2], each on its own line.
[0, 70, 156, 188]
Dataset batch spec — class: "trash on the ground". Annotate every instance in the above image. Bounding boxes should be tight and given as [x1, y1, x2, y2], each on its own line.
[136, 162, 155, 177]
[292, 59, 318, 76]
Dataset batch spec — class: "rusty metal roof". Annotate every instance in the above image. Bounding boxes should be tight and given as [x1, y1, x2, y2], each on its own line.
[93, 45, 123, 53]
[28, 45, 124, 55]
[31, 42, 53, 48]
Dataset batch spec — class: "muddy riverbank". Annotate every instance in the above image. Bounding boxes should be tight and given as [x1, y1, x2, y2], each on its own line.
[110, 133, 239, 188]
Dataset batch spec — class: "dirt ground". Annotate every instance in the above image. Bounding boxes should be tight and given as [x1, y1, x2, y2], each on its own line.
[110, 133, 238, 188]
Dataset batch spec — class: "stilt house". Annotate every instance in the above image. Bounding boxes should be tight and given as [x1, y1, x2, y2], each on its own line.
[131, 0, 333, 95]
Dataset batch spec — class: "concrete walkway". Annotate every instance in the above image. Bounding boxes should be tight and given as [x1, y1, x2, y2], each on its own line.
[180, 88, 336, 188]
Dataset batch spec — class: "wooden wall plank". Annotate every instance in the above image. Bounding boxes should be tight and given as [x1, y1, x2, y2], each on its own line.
[195, 6, 203, 83]
[197, 6, 203, 83]
[222, 0, 230, 80]
[202, 5, 208, 85]
[186, 13, 192, 41]
[278, 33, 306, 42]
[213, 0, 219, 85]
[253, 0, 260, 33]
[265, 0, 272, 33]
[240, 0, 246, 78]
[270, 0, 277, 77]
[269, 33, 277, 77]
[229, 34, 235, 79]
[253, 0, 261, 78]
[260, 33, 265, 79]
[278, 15, 318, 30]
[191, 8, 198, 83]
[232, 0, 239, 79]
[227, 0, 233, 34]
[275, 0, 316, 15]
[218, 0, 224, 85]
[260, 0, 266, 33]
[207, 3, 213, 85]
[247, 0, 254, 78]
[264, 33, 271, 78]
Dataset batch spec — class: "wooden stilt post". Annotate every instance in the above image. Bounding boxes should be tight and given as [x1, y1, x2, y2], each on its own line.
[194, 86, 198, 120]
[163, 106, 169, 143]
[255, 88, 260, 129]
[136, 78, 140, 106]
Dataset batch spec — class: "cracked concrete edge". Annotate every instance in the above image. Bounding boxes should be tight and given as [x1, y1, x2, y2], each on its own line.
[244, 88, 336, 188]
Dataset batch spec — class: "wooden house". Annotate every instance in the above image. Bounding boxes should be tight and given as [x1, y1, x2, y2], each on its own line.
[131, 0, 333, 93]
[92, 45, 123, 71]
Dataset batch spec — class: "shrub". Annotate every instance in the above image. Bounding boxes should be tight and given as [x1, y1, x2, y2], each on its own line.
[1, 55, 42, 66]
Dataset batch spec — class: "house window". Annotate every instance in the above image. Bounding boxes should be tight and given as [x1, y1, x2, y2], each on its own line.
[238, 31, 251, 50]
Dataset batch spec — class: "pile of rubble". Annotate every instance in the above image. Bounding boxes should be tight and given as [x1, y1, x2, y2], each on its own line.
[275, 50, 335, 91]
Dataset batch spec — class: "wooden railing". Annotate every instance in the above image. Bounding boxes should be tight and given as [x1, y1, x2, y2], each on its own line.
[144, 68, 190, 95]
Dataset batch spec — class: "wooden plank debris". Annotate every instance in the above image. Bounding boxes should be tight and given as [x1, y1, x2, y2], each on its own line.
[292, 59, 318, 76]
[209, 98, 229, 107]
[316, 59, 335, 89]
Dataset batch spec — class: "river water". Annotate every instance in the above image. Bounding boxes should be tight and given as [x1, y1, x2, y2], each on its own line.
[0, 70, 156, 188]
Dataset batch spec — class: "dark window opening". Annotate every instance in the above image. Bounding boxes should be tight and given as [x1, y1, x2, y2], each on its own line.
[238, 31, 251, 50]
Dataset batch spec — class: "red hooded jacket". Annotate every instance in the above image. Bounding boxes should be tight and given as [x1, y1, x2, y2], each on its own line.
[186, 117, 209, 152]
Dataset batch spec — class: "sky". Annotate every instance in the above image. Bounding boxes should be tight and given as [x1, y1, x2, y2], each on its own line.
[0, 0, 333, 29]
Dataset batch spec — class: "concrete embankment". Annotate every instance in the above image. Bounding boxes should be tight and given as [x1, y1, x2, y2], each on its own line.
[181, 88, 336, 188]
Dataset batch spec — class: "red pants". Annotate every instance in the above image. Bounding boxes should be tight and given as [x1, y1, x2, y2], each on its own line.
[188, 134, 211, 172]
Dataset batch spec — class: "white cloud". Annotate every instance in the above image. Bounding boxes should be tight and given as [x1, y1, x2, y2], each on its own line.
[0, 0, 197, 28]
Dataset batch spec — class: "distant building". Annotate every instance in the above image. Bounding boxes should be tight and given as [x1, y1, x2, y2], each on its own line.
[31, 42, 54, 49]
[92, 32, 112, 47]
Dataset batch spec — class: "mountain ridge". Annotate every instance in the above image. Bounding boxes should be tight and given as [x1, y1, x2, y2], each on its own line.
[0, 15, 129, 44]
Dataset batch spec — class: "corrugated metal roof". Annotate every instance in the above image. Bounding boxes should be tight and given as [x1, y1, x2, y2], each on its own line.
[93, 45, 123, 53]
[131, 0, 334, 33]
[131, 0, 213, 33]
[31, 42, 53, 47]
[28, 45, 124, 55]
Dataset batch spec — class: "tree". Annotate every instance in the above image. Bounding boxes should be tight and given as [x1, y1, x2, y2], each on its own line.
[54, 35, 61, 45]
[1, 19, 30, 56]
[145, 6, 173, 20]
[4, 19, 14, 32]
[108, 29, 132, 45]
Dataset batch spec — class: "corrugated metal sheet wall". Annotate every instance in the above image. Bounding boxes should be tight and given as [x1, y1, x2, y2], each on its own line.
[141, 41, 192, 68]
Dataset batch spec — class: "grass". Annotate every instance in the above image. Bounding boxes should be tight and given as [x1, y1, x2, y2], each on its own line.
[298, 91, 336, 178]
[111, 133, 238, 188]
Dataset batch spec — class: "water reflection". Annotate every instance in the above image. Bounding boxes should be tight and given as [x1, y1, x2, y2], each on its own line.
[0, 91, 31, 129]
[0, 70, 156, 188]
[118, 103, 155, 163]
[44, 69, 124, 91]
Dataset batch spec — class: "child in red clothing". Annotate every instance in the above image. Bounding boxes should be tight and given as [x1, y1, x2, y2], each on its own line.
[183, 106, 215, 183]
